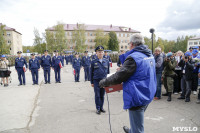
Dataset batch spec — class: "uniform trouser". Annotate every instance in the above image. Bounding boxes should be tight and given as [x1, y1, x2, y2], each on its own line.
[54, 67, 61, 82]
[65, 60, 68, 65]
[192, 73, 198, 92]
[84, 66, 90, 81]
[155, 73, 162, 98]
[181, 75, 192, 100]
[31, 69, 38, 84]
[174, 70, 182, 93]
[44, 68, 50, 83]
[94, 79, 105, 110]
[163, 76, 174, 93]
[16, 68, 25, 85]
[74, 68, 80, 82]
[129, 105, 148, 133]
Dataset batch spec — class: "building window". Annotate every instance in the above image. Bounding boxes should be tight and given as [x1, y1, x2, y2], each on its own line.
[7, 33, 11, 36]
[121, 40, 123, 43]
[90, 33, 93, 36]
[8, 40, 11, 44]
[121, 45, 123, 49]
[189, 42, 193, 45]
[194, 42, 198, 45]
[125, 40, 127, 43]
[117, 33, 119, 37]
[125, 46, 127, 49]
[90, 39, 93, 42]
[123, 34, 125, 37]
[69, 32, 72, 36]
[90, 46, 93, 49]
[127, 34, 129, 37]
[125, 34, 127, 37]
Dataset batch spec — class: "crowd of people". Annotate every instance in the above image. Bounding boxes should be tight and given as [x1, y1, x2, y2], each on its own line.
[154, 46, 200, 104]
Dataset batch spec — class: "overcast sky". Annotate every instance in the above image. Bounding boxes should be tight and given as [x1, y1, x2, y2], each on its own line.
[0, 0, 200, 46]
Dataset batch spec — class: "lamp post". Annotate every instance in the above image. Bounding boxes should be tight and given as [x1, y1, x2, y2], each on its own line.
[149, 28, 155, 54]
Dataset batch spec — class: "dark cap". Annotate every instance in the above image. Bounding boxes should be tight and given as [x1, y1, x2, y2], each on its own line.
[95, 46, 104, 52]
[84, 51, 88, 53]
[54, 50, 59, 52]
[31, 53, 35, 56]
[44, 50, 48, 52]
[17, 51, 22, 54]
[75, 52, 79, 55]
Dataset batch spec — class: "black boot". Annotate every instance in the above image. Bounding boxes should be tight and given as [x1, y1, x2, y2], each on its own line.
[167, 92, 172, 102]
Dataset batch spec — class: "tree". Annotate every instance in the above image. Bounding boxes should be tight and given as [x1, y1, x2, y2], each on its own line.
[0, 24, 10, 54]
[33, 28, 43, 54]
[44, 30, 55, 53]
[23, 46, 34, 53]
[94, 29, 109, 49]
[54, 22, 68, 52]
[72, 24, 87, 52]
[108, 31, 119, 51]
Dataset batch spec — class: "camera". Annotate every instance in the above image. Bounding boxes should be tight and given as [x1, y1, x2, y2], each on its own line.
[185, 56, 188, 59]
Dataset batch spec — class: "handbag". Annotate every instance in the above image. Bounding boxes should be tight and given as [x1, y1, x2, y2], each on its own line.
[6, 70, 11, 76]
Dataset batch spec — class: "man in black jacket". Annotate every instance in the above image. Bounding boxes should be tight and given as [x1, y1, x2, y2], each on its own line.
[178, 52, 194, 102]
[99, 34, 156, 133]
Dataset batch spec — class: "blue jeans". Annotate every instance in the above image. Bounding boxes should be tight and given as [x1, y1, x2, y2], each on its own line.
[129, 105, 148, 133]
[155, 73, 162, 98]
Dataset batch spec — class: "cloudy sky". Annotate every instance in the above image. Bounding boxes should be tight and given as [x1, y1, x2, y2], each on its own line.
[0, 0, 200, 46]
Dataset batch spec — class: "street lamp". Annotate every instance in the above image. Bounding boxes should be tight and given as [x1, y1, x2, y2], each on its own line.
[149, 28, 155, 54]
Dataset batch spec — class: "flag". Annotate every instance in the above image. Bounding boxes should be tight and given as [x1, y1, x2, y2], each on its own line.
[59, 62, 63, 68]
[110, 62, 112, 67]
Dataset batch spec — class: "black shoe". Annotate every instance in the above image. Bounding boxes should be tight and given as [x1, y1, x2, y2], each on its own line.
[123, 126, 129, 133]
[167, 92, 172, 102]
[32, 83, 35, 85]
[58, 81, 61, 83]
[44, 82, 47, 84]
[96, 110, 101, 115]
[100, 109, 106, 113]
[18, 84, 22, 86]
[55, 81, 58, 83]
[178, 97, 185, 99]
[23, 84, 26, 86]
[48, 82, 51, 84]
[35, 83, 39, 85]
[185, 99, 190, 102]
[162, 93, 168, 96]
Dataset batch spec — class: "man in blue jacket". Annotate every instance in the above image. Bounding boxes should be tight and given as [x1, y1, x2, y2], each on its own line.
[52, 50, 64, 83]
[91, 46, 110, 115]
[29, 53, 40, 85]
[99, 34, 156, 133]
[15, 51, 28, 86]
[65, 53, 69, 65]
[41, 50, 52, 84]
[72, 53, 82, 82]
[82, 51, 91, 81]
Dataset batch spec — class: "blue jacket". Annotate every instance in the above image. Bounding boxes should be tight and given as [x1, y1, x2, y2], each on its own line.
[103, 55, 112, 62]
[192, 55, 200, 73]
[92, 54, 97, 60]
[72, 58, 82, 69]
[90, 58, 110, 84]
[52, 56, 64, 68]
[65, 55, 69, 62]
[119, 45, 156, 109]
[15, 57, 27, 69]
[29, 58, 40, 70]
[82, 56, 91, 67]
[41, 55, 52, 68]
[154, 54, 163, 74]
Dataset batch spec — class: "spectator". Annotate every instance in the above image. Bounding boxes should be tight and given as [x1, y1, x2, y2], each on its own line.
[197, 70, 200, 104]
[174, 51, 184, 94]
[178, 52, 194, 102]
[162, 52, 177, 101]
[154, 47, 163, 100]
[0, 55, 9, 87]
[191, 49, 200, 95]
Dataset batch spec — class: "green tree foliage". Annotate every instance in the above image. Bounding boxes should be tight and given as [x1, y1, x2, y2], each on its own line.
[54, 22, 68, 52]
[108, 31, 119, 51]
[144, 35, 195, 53]
[94, 29, 109, 49]
[22, 46, 34, 53]
[44, 30, 55, 53]
[0, 24, 10, 54]
[72, 24, 87, 52]
[33, 28, 43, 54]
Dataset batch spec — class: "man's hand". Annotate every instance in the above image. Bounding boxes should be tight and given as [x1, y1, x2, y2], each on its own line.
[99, 79, 106, 88]
[91, 84, 94, 87]
[29, 70, 31, 72]
[116, 67, 121, 71]
[38, 69, 40, 71]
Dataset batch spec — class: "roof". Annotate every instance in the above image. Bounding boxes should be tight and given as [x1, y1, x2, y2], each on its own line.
[0, 23, 22, 35]
[47, 24, 140, 33]
[189, 36, 200, 40]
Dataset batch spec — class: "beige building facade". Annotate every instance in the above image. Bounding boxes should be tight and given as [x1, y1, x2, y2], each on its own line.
[1, 23, 22, 55]
[47, 24, 140, 52]
[187, 36, 200, 50]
